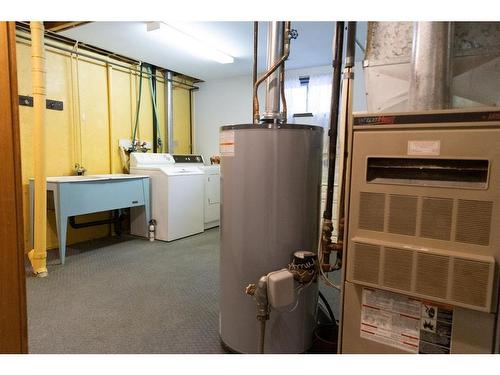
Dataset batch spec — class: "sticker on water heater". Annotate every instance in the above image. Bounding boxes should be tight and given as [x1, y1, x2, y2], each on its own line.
[220, 130, 235, 157]
[407, 140, 441, 156]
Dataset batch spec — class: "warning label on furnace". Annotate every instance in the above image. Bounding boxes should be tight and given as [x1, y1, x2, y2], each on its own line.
[360, 288, 421, 353]
[219, 130, 235, 157]
[419, 302, 453, 354]
[360, 288, 453, 354]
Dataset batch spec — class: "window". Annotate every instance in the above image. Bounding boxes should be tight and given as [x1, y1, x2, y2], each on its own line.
[285, 73, 341, 227]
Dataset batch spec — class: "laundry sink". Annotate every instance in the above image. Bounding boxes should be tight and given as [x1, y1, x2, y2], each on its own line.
[46, 175, 109, 183]
[42, 174, 149, 183]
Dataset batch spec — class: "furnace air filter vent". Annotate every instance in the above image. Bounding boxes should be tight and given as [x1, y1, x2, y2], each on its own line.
[358, 192, 494, 247]
[348, 239, 495, 312]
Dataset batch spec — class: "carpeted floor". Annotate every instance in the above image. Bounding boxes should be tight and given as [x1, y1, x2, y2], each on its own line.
[26, 227, 342, 353]
[26, 228, 225, 353]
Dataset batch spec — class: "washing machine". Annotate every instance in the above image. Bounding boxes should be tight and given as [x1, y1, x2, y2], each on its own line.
[172, 155, 220, 229]
[129, 152, 204, 241]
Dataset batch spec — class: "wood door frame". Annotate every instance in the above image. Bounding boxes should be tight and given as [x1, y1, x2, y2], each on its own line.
[0, 21, 28, 354]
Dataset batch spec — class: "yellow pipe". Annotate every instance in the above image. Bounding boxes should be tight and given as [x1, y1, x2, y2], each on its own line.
[106, 63, 114, 236]
[106, 63, 114, 173]
[27, 21, 48, 277]
[69, 43, 80, 170]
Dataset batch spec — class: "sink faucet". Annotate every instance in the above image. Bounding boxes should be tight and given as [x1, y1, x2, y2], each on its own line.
[75, 163, 86, 176]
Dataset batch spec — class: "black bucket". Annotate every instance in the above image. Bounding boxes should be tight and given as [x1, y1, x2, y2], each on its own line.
[309, 323, 339, 353]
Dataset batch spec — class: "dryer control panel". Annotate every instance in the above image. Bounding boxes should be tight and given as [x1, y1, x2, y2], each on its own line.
[172, 154, 204, 164]
[130, 152, 174, 167]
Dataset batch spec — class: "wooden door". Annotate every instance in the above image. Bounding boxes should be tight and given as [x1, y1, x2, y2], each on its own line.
[0, 21, 28, 354]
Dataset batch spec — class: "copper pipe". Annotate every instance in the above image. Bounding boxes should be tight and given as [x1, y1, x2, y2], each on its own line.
[253, 21, 291, 123]
[279, 23, 287, 121]
[279, 64, 287, 121]
[252, 22, 258, 124]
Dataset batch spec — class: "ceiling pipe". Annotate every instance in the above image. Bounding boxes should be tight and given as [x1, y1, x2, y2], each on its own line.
[408, 22, 454, 110]
[27, 21, 48, 277]
[16, 31, 197, 90]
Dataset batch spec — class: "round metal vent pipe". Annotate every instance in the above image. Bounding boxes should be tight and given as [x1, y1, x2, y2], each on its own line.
[408, 22, 454, 110]
[263, 21, 284, 121]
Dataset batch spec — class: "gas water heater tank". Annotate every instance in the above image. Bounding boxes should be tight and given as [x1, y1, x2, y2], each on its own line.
[219, 124, 323, 353]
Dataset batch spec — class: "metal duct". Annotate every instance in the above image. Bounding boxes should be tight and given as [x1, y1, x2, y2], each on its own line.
[263, 21, 284, 120]
[363, 22, 500, 112]
[408, 22, 454, 110]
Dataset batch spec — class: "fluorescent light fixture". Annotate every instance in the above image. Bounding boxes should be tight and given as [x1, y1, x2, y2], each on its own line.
[147, 22, 234, 64]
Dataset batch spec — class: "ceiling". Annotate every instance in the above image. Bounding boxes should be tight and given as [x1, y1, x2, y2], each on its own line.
[61, 22, 366, 81]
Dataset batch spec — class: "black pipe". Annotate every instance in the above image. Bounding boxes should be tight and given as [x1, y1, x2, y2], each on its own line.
[345, 22, 357, 68]
[334, 22, 357, 268]
[69, 210, 124, 231]
[151, 65, 158, 153]
[323, 21, 345, 221]
[319, 291, 336, 324]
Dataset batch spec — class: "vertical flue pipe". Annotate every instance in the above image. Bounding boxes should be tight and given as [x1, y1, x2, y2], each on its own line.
[165, 70, 174, 152]
[263, 21, 284, 120]
[28, 21, 48, 277]
[408, 22, 454, 110]
[345, 22, 357, 68]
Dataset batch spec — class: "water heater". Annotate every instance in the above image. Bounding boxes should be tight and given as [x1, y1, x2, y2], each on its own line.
[219, 124, 323, 353]
[340, 108, 500, 354]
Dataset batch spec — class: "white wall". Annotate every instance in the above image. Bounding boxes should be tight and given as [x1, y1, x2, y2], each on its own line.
[193, 74, 254, 160]
[193, 65, 366, 161]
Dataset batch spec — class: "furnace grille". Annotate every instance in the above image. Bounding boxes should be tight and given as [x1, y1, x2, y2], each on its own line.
[415, 253, 449, 299]
[455, 200, 493, 246]
[357, 194, 493, 247]
[420, 197, 453, 241]
[349, 241, 495, 311]
[451, 259, 491, 308]
[352, 243, 380, 284]
[388, 194, 418, 236]
[359, 192, 385, 231]
[382, 247, 413, 291]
